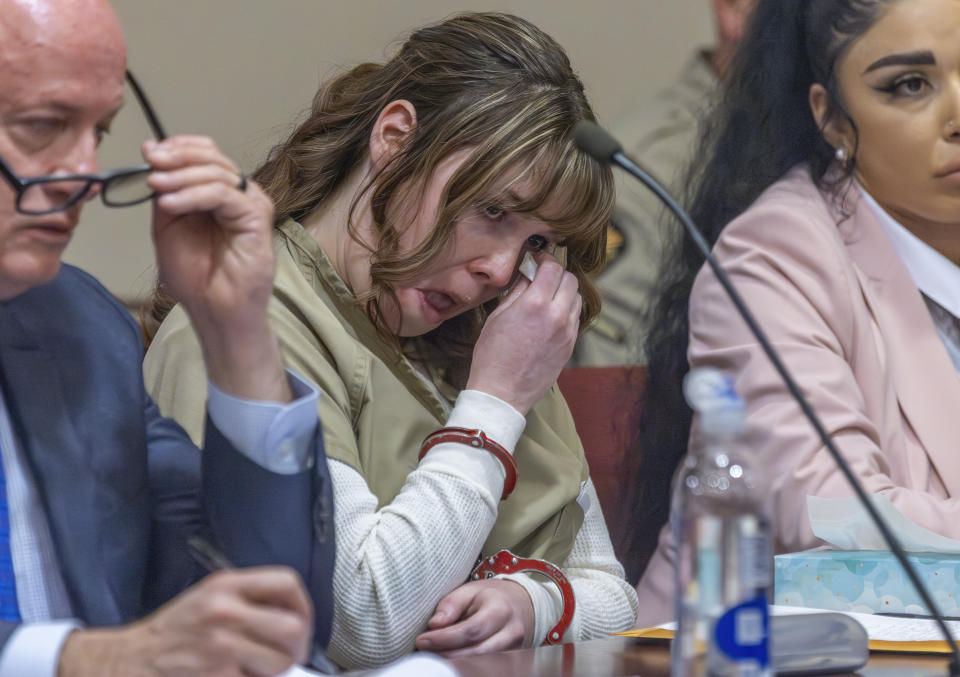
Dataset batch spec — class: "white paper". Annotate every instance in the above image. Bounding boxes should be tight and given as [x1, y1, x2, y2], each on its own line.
[774, 604, 960, 642]
[277, 666, 325, 677]
[820, 609, 960, 642]
[660, 604, 960, 642]
[276, 654, 458, 677]
[807, 494, 960, 554]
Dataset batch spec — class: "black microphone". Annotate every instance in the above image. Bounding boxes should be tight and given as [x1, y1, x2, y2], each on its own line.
[574, 120, 960, 676]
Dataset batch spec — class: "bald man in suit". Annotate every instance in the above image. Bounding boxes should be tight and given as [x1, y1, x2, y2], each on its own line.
[0, 1, 334, 674]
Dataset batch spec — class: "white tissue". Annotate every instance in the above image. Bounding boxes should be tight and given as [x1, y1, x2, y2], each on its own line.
[807, 494, 960, 554]
[519, 252, 538, 281]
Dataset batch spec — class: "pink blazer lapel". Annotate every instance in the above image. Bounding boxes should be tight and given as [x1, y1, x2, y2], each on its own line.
[836, 191, 960, 494]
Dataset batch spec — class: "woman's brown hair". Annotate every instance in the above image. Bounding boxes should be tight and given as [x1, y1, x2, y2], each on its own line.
[143, 12, 612, 387]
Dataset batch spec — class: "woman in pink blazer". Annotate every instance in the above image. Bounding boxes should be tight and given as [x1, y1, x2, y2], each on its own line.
[634, 0, 960, 626]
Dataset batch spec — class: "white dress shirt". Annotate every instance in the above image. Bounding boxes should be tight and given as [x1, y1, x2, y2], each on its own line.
[0, 371, 317, 676]
[859, 186, 960, 374]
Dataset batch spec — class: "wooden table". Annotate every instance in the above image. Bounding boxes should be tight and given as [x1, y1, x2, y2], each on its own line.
[447, 637, 949, 676]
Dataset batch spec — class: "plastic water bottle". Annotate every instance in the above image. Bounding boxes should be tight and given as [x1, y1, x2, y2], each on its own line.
[671, 368, 772, 677]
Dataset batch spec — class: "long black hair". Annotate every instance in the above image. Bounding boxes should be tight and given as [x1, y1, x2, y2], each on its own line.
[628, 0, 898, 578]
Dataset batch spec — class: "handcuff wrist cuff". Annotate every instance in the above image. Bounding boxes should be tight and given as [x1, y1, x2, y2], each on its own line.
[471, 549, 575, 645]
[419, 427, 518, 501]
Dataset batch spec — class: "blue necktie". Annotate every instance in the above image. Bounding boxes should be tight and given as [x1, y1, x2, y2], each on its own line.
[0, 446, 20, 621]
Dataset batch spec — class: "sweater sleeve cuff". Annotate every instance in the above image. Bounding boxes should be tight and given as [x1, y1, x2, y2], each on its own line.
[0, 620, 82, 677]
[497, 572, 563, 645]
[446, 389, 526, 454]
[414, 390, 526, 503]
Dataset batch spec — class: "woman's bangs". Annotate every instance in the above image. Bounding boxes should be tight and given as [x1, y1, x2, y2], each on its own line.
[532, 142, 613, 247]
[461, 136, 612, 248]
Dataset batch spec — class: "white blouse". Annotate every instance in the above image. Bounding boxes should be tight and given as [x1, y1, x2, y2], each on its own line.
[859, 186, 960, 374]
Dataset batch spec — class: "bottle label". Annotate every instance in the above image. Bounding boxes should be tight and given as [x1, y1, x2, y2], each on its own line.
[713, 596, 769, 669]
[738, 530, 772, 589]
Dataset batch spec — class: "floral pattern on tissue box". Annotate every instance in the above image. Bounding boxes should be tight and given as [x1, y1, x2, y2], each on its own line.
[774, 550, 960, 617]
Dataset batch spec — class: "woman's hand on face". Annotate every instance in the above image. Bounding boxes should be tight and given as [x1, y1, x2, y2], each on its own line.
[414, 579, 535, 657]
[466, 254, 581, 415]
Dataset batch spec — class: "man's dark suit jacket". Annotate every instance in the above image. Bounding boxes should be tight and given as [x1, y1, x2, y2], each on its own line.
[0, 264, 335, 651]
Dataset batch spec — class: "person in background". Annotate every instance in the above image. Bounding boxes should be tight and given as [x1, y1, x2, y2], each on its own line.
[0, 0, 335, 673]
[571, 0, 756, 367]
[142, 12, 638, 670]
[636, 0, 960, 626]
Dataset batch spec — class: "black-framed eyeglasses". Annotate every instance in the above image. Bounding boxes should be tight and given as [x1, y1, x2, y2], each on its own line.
[0, 71, 168, 216]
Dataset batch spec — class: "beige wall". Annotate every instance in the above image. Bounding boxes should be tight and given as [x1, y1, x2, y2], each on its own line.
[64, 1, 713, 301]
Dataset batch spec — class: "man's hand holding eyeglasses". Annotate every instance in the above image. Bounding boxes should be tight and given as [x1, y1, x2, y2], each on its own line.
[144, 135, 291, 404]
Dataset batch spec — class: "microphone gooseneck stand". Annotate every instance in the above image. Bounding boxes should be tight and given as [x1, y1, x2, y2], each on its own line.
[572, 120, 960, 677]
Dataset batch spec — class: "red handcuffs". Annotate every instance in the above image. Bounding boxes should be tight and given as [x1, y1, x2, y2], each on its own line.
[471, 549, 575, 645]
[421, 431, 572, 642]
[419, 427, 518, 501]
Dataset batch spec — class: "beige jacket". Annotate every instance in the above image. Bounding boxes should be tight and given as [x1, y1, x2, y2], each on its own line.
[146, 218, 591, 560]
[636, 166, 960, 626]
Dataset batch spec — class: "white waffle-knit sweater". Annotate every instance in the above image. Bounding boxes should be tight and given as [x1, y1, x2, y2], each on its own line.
[326, 389, 638, 669]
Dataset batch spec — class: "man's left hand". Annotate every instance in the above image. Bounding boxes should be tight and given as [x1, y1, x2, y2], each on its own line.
[145, 135, 290, 402]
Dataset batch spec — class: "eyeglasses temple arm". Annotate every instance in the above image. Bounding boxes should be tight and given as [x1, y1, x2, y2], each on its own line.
[125, 70, 168, 141]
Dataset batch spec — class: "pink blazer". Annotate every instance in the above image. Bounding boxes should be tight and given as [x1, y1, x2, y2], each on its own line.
[635, 166, 960, 627]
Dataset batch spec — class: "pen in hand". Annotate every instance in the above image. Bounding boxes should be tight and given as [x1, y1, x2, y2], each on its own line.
[186, 533, 233, 571]
[186, 534, 339, 675]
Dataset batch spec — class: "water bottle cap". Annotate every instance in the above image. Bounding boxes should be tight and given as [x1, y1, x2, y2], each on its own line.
[683, 367, 745, 434]
[683, 367, 742, 410]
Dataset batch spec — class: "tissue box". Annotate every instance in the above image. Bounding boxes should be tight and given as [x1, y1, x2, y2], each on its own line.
[774, 550, 960, 617]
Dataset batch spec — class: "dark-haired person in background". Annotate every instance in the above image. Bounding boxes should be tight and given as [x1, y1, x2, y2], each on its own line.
[571, 0, 755, 367]
[636, 0, 960, 626]
[143, 12, 638, 669]
[0, 0, 333, 673]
